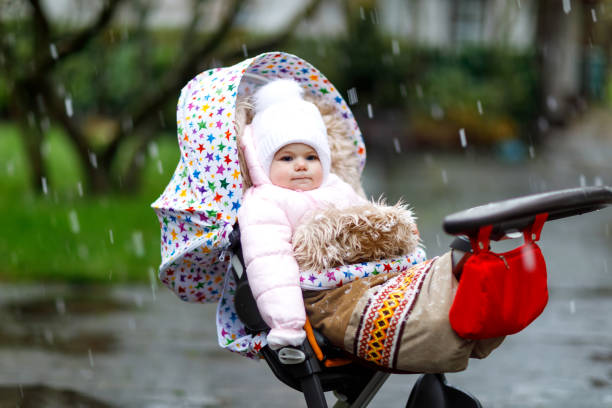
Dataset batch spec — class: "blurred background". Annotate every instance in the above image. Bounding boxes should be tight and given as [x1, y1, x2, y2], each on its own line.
[0, 0, 611, 407]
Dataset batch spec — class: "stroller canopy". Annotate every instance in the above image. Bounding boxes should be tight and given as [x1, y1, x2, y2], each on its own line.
[152, 52, 366, 304]
[153, 52, 427, 357]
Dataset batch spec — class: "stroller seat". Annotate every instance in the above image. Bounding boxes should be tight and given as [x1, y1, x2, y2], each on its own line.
[230, 225, 482, 408]
[231, 186, 612, 408]
[230, 225, 389, 408]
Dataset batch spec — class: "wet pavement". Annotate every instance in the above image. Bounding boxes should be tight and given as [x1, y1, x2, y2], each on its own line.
[1, 109, 611, 407]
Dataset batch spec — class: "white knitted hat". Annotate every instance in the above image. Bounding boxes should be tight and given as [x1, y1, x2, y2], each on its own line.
[251, 79, 330, 179]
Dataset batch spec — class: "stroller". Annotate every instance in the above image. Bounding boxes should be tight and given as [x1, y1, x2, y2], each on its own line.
[152, 52, 612, 407]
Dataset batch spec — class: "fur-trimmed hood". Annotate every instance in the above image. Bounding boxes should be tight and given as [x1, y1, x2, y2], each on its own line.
[240, 124, 271, 187]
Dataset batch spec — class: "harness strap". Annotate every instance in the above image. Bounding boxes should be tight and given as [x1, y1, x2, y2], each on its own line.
[304, 318, 352, 368]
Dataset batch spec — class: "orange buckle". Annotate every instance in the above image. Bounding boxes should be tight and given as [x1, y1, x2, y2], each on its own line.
[304, 318, 352, 368]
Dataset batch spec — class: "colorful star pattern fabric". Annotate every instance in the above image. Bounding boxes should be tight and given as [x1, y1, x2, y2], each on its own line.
[152, 52, 421, 359]
[299, 247, 427, 290]
[151, 57, 253, 305]
[216, 270, 267, 358]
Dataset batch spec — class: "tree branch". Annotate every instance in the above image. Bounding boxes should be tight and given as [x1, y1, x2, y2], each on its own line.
[101, 0, 246, 166]
[60, 0, 124, 55]
[37, 0, 125, 72]
[36, 77, 92, 169]
[104, 0, 323, 187]
[132, 0, 246, 128]
[131, 0, 322, 131]
[181, 0, 209, 53]
[28, 0, 52, 68]
[28, 0, 51, 42]
[220, 0, 323, 60]
[0, 20, 15, 79]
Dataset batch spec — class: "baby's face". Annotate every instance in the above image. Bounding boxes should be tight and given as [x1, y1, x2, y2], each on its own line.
[269, 143, 323, 191]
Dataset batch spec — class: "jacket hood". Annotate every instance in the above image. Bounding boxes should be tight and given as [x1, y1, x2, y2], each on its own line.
[240, 124, 271, 187]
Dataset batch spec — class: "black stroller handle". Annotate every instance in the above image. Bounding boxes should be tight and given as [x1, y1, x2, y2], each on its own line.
[443, 186, 612, 240]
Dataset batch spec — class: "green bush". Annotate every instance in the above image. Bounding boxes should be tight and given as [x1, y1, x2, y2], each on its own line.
[284, 39, 540, 145]
[0, 122, 179, 282]
[52, 27, 182, 121]
[0, 18, 540, 144]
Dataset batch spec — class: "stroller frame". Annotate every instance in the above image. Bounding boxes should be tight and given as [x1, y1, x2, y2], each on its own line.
[231, 186, 612, 408]
[230, 227, 481, 408]
[150, 52, 612, 407]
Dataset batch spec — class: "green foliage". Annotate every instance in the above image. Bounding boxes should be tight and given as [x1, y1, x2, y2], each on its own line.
[0, 21, 184, 131]
[0, 16, 542, 280]
[0, 15, 541, 149]
[409, 49, 539, 118]
[284, 39, 540, 144]
[51, 27, 181, 122]
[0, 20, 541, 133]
[0, 122, 178, 283]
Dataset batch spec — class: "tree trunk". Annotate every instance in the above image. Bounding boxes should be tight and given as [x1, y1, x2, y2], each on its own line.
[11, 84, 47, 195]
[3, 0, 323, 196]
[18, 116, 46, 194]
[118, 127, 154, 194]
[84, 159, 113, 194]
[536, 0, 584, 125]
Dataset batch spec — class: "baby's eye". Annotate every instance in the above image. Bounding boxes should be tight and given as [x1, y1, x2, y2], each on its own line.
[279, 156, 293, 162]
[306, 155, 319, 161]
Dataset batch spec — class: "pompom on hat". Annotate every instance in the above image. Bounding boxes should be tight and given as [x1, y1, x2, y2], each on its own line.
[250, 79, 331, 179]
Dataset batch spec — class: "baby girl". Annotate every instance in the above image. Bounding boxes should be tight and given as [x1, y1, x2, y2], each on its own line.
[237, 78, 369, 349]
[238, 78, 502, 373]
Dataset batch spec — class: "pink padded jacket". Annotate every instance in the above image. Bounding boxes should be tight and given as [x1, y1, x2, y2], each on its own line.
[237, 125, 365, 349]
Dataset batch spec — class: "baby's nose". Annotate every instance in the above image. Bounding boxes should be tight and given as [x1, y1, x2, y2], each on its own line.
[294, 159, 307, 170]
